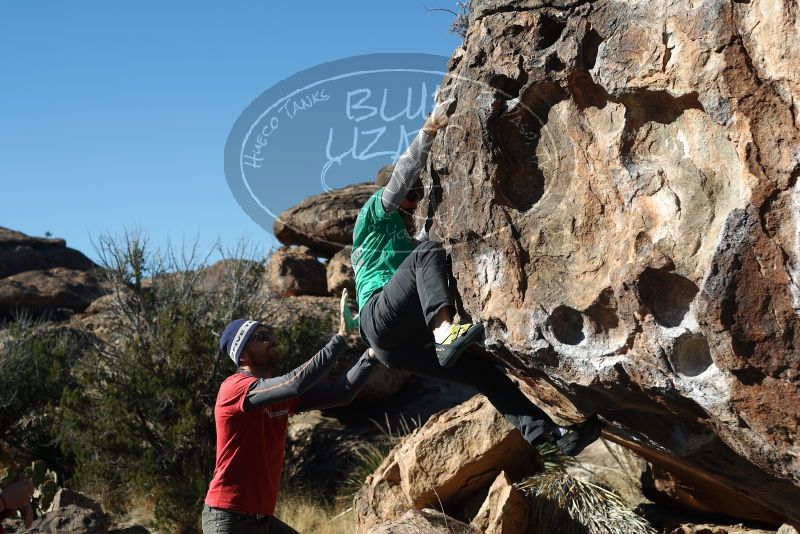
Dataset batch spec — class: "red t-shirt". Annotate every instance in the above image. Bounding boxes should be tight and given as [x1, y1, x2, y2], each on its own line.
[205, 372, 299, 516]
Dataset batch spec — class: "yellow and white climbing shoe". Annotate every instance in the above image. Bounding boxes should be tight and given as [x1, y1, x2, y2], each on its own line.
[434, 322, 485, 368]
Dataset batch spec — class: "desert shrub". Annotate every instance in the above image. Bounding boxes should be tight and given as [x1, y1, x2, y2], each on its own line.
[58, 231, 266, 533]
[517, 471, 656, 534]
[0, 318, 87, 474]
[449, 1, 472, 38]
[338, 414, 420, 504]
[275, 313, 334, 374]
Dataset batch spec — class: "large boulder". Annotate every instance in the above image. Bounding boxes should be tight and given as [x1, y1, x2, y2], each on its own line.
[0, 268, 107, 318]
[326, 246, 355, 296]
[419, 0, 800, 522]
[195, 258, 264, 295]
[265, 246, 327, 297]
[354, 394, 538, 532]
[642, 462, 785, 524]
[273, 183, 378, 257]
[0, 227, 96, 279]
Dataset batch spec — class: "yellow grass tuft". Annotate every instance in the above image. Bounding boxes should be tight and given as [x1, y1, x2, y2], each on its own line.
[274, 492, 354, 534]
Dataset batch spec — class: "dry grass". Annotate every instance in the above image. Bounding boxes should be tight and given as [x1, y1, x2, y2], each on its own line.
[274, 492, 354, 534]
[98, 490, 157, 532]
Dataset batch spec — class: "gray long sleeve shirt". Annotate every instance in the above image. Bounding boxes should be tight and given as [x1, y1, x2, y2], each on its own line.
[243, 334, 377, 412]
[380, 129, 434, 216]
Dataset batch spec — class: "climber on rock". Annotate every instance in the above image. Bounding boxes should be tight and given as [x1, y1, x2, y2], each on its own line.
[346, 94, 601, 457]
[203, 289, 378, 534]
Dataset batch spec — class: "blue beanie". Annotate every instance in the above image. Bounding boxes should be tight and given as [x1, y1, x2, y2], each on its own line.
[220, 319, 262, 366]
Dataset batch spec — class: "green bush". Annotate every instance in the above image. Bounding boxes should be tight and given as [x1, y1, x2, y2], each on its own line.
[275, 314, 334, 374]
[0, 318, 87, 474]
[58, 232, 266, 533]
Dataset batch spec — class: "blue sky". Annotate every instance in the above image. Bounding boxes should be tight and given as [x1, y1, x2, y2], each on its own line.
[0, 2, 463, 263]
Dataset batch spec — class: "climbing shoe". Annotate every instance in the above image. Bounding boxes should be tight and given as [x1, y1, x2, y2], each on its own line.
[435, 322, 485, 368]
[555, 414, 602, 457]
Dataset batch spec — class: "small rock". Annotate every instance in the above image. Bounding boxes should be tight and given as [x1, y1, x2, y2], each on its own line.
[49, 488, 104, 514]
[23, 504, 111, 534]
[567, 438, 648, 507]
[471, 471, 530, 534]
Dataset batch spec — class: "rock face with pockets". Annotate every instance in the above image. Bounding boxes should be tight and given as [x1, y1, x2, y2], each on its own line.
[415, 0, 800, 524]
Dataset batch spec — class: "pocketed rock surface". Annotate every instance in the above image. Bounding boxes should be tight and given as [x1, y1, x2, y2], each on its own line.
[416, 0, 800, 523]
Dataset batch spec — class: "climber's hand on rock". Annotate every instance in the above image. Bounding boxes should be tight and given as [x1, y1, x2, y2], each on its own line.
[423, 97, 456, 135]
[0, 479, 34, 511]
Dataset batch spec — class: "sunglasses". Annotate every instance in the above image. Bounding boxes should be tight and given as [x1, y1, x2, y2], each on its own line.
[405, 189, 423, 202]
[250, 331, 275, 343]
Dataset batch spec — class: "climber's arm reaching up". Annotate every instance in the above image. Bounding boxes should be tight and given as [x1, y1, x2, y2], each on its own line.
[295, 348, 378, 411]
[381, 97, 456, 214]
[381, 129, 434, 214]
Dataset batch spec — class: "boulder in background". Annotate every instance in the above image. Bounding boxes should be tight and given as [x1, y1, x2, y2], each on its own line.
[266, 246, 327, 297]
[273, 183, 378, 257]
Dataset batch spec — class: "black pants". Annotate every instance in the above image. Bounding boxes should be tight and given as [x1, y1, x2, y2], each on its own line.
[360, 240, 555, 445]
